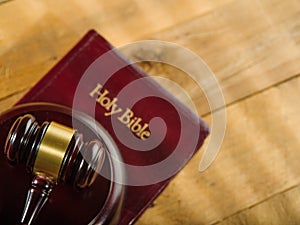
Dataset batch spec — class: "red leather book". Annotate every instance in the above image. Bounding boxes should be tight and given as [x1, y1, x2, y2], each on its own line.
[6, 30, 209, 224]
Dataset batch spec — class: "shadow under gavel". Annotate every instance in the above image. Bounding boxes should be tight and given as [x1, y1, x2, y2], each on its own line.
[4, 114, 106, 225]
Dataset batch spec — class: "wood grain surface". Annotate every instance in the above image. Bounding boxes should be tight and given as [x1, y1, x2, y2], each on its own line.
[1, 0, 300, 224]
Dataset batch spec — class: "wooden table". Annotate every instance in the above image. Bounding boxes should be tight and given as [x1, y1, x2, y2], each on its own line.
[1, 0, 300, 224]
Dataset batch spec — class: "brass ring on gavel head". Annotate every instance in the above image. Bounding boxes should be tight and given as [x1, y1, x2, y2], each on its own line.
[33, 122, 75, 181]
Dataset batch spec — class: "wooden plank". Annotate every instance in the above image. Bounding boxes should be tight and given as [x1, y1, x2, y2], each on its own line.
[216, 185, 300, 225]
[0, 0, 222, 48]
[143, 0, 300, 115]
[136, 75, 300, 224]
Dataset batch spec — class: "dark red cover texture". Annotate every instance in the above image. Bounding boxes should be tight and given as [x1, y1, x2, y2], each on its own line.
[17, 30, 209, 224]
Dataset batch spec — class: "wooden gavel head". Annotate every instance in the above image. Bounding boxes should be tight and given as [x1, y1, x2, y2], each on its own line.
[3, 114, 106, 225]
[5, 114, 105, 188]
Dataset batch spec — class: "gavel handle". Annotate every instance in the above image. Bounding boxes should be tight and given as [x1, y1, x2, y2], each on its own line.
[20, 175, 54, 225]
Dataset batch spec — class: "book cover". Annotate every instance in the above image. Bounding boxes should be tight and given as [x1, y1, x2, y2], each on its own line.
[13, 30, 210, 224]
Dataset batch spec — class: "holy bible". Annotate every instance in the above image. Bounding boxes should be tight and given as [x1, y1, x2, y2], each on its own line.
[5, 30, 209, 224]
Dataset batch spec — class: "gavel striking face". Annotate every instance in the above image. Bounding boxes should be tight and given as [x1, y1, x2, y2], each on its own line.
[4, 114, 106, 225]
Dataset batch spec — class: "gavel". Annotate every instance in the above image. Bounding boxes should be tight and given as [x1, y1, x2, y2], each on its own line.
[4, 114, 106, 225]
